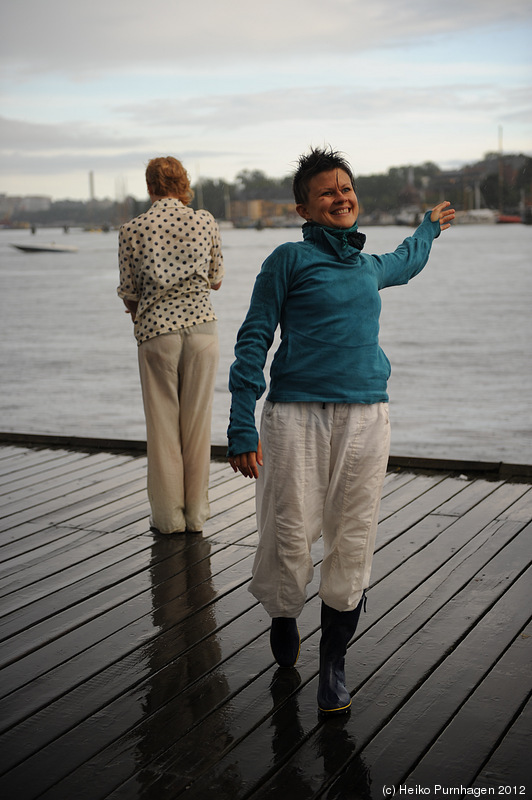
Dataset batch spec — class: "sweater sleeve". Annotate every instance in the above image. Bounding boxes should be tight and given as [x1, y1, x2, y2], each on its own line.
[373, 211, 441, 289]
[227, 246, 292, 457]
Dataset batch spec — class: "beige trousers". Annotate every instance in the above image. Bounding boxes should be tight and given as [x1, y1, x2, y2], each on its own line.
[137, 322, 219, 533]
[250, 401, 391, 616]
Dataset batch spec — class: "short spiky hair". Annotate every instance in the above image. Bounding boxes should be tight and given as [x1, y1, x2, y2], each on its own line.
[292, 146, 355, 205]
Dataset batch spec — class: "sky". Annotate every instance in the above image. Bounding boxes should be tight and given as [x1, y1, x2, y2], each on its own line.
[1, 0, 531, 201]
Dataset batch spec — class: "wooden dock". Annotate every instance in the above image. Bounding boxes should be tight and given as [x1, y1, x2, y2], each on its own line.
[0, 439, 530, 799]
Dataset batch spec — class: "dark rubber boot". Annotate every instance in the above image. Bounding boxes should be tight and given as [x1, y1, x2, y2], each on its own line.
[317, 598, 364, 714]
[270, 617, 300, 668]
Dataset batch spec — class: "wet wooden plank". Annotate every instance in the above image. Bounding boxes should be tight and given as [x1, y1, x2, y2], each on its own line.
[321, 568, 531, 795]
[0, 448, 92, 484]
[0, 445, 530, 800]
[475, 698, 532, 788]
[0, 452, 140, 511]
[162, 523, 529, 799]
[70, 519, 525, 797]
[405, 620, 531, 786]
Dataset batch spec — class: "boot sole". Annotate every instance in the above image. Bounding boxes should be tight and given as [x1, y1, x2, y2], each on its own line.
[317, 698, 352, 715]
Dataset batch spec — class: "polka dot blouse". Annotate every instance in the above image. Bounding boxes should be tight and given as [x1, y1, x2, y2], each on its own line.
[117, 198, 224, 344]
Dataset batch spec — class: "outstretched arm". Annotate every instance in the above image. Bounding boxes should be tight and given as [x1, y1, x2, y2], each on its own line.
[431, 201, 455, 231]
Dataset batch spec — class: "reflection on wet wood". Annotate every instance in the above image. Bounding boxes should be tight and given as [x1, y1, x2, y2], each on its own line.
[0, 444, 530, 798]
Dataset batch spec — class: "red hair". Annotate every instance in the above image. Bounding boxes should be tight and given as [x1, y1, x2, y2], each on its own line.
[145, 156, 194, 204]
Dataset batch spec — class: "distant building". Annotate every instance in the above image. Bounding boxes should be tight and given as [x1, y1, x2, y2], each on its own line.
[18, 196, 52, 213]
[0, 194, 52, 221]
[231, 198, 299, 227]
[0, 193, 20, 220]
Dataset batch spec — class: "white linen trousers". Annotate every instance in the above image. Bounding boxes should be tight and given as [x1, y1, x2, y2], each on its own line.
[250, 401, 391, 616]
[137, 321, 219, 533]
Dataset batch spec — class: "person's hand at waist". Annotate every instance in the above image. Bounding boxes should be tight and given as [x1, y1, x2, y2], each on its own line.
[229, 440, 263, 479]
[123, 298, 139, 321]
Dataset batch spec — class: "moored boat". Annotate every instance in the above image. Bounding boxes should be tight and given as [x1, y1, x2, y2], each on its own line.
[10, 242, 79, 253]
[497, 214, 523, 224]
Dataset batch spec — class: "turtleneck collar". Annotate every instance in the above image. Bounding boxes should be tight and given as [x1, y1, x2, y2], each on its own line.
[302, 220, 366, 255]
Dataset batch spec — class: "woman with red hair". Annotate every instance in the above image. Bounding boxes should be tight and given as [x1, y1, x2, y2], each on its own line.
[118, 156, 224, 534]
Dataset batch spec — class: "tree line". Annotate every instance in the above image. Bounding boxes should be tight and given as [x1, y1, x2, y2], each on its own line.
[191, 154, 531, 219]
[5, 152, 531, 228]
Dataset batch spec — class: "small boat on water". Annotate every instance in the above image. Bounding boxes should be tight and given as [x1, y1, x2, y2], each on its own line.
[497, 214, 523, 224]
[10, 243, 78, 253]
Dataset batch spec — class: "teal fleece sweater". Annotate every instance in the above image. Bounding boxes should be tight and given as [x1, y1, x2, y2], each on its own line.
[227, 211, 441, 457]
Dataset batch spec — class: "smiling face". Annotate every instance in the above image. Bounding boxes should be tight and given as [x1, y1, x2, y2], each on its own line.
[296, 169, 359, 229]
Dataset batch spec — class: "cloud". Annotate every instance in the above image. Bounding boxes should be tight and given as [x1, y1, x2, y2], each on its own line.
[0, 115, 232, 185]
[118, 83, 532, 132]
[5, 78, 524, 162]
[1, 0, 530, 199]
[1, 0, 531, 77]
[2, 77, 530, 182]
[0, 115, 146, 151]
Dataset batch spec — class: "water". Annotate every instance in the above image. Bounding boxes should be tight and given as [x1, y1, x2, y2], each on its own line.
[1, 223, 531, 464]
